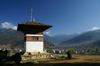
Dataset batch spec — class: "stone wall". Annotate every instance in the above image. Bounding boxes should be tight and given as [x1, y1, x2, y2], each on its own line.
[21, 54, 56, 60]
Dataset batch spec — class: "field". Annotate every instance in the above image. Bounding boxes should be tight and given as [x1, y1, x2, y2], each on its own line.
[44, 54, 100, 63]
[1, 54, 100, 66]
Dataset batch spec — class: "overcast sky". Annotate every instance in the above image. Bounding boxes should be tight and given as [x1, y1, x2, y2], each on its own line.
[0, 0, 100, 36]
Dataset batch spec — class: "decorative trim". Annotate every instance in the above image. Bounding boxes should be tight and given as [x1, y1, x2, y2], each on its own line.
[25, 40, 43, 42]
[26, 34, 43, 37]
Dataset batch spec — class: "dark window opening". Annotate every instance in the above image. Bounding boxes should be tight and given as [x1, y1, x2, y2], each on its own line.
[32, 37, 38, 41]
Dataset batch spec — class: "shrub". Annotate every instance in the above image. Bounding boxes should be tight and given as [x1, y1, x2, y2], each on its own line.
[47, 49, 53, 53]
[0, 52, 3, 62]
[67, 51, 72, 59]
[62, 56, 65, 59]
[14, 53, 21, 64]
[0, 50, 8, 62]
[0, 50, 3, 53]
[3, 50, 8, 58]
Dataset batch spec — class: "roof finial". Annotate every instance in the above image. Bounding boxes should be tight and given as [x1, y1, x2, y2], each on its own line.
[31, 8, 33, 21]
[33, 18, 35, 21]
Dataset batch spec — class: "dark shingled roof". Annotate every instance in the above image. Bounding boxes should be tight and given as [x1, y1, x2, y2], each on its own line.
[19, 21, 51, 26]
[17, 21, 52, 34]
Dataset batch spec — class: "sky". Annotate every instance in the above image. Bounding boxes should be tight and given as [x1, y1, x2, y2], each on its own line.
[0, 0, 100, 36]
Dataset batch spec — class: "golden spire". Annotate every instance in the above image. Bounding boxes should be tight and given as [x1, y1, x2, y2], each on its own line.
[31, 8, 33, 21]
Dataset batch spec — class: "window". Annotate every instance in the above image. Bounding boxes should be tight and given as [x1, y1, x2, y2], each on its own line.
[26, 36, 43, 41]
[32, 37, 38, 41]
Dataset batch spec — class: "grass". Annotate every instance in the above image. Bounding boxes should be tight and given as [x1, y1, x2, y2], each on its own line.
[44, 54, 100, 63]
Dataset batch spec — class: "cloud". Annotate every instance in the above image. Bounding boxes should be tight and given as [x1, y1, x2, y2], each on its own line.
[91, 27, 100, 31]
[1, 22, 17, 30]
[44, 31, 52, 37]
[45, 31, 50, 35]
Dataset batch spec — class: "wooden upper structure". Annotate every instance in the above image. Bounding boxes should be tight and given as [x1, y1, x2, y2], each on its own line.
[17, 21, 52, 34]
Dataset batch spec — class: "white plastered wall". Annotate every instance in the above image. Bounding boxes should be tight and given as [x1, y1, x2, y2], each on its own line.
[24, 34, 43, 52]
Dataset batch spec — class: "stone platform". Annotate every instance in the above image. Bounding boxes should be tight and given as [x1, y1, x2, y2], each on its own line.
[21, 53, 56, 60]
[23, 52, 47, 55]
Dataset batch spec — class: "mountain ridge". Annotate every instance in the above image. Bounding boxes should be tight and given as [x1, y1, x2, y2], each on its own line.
[61, 30, 100, 46]
[0, 28, 100, 48]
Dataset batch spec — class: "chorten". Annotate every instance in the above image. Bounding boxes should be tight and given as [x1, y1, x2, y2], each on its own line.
[17, 20, 52, 54]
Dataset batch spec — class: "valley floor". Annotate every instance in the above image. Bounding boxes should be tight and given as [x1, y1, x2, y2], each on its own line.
[1, 54, 100, 66]
[44, 55, 100, 63]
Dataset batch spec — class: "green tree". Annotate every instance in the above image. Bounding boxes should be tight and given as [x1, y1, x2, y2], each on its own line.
[67, 51, 72, 59]
[14, 53, 22, 64]
[0, 50, 8, 62]
[0, 52, 3, 62]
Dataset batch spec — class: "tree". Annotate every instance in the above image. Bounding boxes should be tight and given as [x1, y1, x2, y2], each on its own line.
[0, 52, 3, 62]
[14, 53, 22, 64]
[67, 51, 72, 59]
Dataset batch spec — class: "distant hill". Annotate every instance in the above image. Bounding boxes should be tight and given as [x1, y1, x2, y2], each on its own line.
[1, 28, 100, 48]
[44, 40, 54, 48]
[44, 40, 54, 46]
[0, 29, 54, 48]
[52, 34, 79, 44]
[0, 29, 24, 48]
[43, 33, 79, 45]
[61, 30, 100, 46]
[43, 34, 58, 45]
[87, 40, 100, 47]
